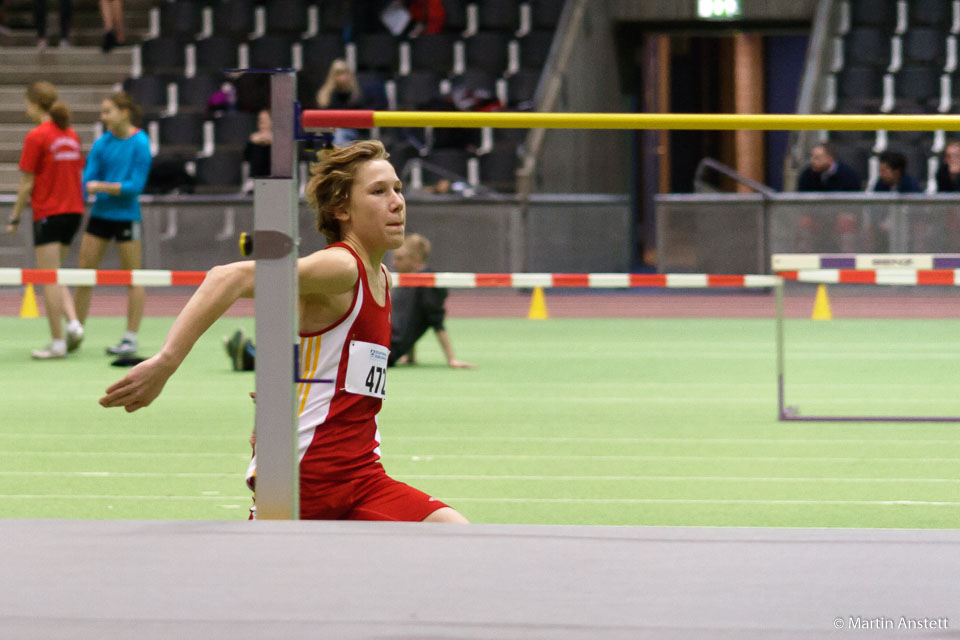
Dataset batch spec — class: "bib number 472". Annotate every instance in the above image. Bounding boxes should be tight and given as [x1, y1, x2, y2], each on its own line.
[365, 365, 386, 395]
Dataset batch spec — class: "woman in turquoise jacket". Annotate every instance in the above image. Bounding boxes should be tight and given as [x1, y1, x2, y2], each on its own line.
[75, 92, 152, 357]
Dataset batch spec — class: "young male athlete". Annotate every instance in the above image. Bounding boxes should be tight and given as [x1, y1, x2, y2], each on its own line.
[222, 232, 474, 370]
[100, 140, 468, 523]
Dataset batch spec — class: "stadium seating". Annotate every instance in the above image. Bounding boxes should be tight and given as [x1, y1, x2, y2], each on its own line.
[122, 0, 564, 194]
[826, 0, 955, 191]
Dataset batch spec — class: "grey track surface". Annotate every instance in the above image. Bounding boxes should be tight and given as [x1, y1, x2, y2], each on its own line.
[2, 520, 958, 640]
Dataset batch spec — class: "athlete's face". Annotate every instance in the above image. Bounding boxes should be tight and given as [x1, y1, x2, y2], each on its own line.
[341, 159, 405, 250]
[100, 99, 130, 134]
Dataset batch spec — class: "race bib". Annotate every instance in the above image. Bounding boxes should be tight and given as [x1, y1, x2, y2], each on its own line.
[344, 340, 389, 399]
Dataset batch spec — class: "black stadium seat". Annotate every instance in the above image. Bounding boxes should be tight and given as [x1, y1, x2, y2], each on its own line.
[910, 0, 953, 27]
[195, 151, 244, 192]
[844, 28, 891, 68]
[895, 64, 942, 108]
[177, 74, 221, 114]
[424, 147, 469, 179]
[248, 35, 294, 68]
[465, 31, 510, 74]
[160, 0, 203, 39]
[442, 0, 468, 32]
[519, 30, 553, 69]
[903, 28, 947, 65]
[318, 0, 349, 32]
[195, 36, 239, 74]
[214, 111, 257, 149]
[213, 0, 255, 40]
[849, 0, 898, 27]
[158, 113, 205, 153]
[507, 70, 539, 108]
[478, 0, 519, 31]
[141, 37, 186, 74]
[837, 65, 884, 100]
[265, 0, 308, 35]
[123, 75, 169, 119]
[410, 33, 457, 74]
[396, 71, 442, 109]
[479, 142, 519, 192]
[532, 0, 565, 29]
[355, 33, 399, 72]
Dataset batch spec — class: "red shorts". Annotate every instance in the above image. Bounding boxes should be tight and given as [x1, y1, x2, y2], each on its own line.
[297, 469, 449, 521]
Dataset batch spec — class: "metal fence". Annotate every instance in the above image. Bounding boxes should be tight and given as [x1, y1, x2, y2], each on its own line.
[0, 193, 631, 274]
[656, 193, 960, 274]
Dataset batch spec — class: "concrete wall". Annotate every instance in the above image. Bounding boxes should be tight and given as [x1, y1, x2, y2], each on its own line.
[534, 1, 630, 195]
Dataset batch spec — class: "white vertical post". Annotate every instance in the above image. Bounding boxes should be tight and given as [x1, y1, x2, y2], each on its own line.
[253, 71, 300, 519]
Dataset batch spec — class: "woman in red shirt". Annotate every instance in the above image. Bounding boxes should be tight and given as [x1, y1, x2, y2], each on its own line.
[5, 81, 85, 359]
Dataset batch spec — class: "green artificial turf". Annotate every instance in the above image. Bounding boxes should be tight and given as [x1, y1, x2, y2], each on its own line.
[1, 315, 958, 528]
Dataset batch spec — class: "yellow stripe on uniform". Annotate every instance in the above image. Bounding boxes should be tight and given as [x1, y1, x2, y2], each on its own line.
[299, 335, 322, 416]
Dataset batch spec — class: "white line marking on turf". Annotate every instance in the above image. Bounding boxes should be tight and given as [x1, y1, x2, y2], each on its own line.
[386, 436, 960, 445]
[0, 471, 234, 478]
[0, 494, 251, 500]
[3, 495, 953, 506]
[393, 474, 960, 483]
[3, 451, 249, 458]
[389, 454, 960, 462]
[4, 435, 959, 445]
[2, 471, 957, 483]
[0, 434, 241, 441]
[437, 498, 960, 506]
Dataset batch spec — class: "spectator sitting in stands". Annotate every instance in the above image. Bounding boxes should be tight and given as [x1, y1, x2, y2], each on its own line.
[797, 142, 862, 192]
[936, 141, 960, 192]
[243, 109, 271, 192]
[795, 142, 863, 252]
[317, 59, 367, 146]
[872, 150, 922, 193]
[407, 0, 445, 37]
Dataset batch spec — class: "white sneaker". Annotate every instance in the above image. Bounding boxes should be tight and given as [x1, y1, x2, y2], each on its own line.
[32, 343, 67, 359]
[106, 338, 137, 356]
[66, 325, 84, 353]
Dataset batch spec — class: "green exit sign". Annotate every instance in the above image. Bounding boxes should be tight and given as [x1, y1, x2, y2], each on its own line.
[698, 0, 742, 19]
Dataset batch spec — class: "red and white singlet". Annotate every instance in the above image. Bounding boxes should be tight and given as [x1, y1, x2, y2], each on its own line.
[247, 242, 391, 484]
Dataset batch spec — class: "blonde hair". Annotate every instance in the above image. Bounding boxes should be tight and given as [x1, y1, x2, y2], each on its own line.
[316, 58, 361, 108]
[26, 81, 71, 129]
[305, 140, 391, 243]
[403, 233, 431, 262]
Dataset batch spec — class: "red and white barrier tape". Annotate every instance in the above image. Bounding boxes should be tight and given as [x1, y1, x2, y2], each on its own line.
[0, 268, 780, 289]
[777, 269, 960, 285]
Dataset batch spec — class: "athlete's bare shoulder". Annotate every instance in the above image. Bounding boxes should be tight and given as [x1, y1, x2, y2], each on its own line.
[297, 246, 358, 296]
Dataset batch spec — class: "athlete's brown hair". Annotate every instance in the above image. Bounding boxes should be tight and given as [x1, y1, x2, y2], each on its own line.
[106, 91, 143, 127]
[26, 81, 71, 129]
[305, 140, 392, 243]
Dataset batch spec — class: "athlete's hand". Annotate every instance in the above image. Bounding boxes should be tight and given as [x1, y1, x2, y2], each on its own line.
[99, 354, 176, 412]
[448, 359, 475, 369]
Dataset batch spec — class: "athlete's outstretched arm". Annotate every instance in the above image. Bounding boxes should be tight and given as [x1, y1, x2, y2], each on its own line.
[100, 261, 255, 412]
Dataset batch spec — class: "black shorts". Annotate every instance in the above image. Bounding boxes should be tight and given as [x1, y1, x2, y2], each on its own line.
[33, 213, 82, 246]
[85, 217, 142, 243]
